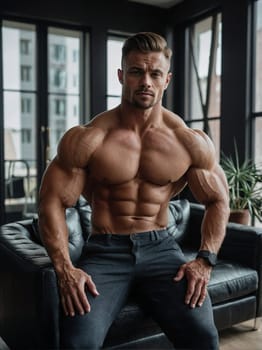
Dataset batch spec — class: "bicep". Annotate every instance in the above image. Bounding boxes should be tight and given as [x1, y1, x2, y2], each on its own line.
[186, 164, 229, 206]
[39, 158, 86, 209]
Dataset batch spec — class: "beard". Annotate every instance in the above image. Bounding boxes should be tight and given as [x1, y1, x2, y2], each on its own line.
[125, 88, 157, 109]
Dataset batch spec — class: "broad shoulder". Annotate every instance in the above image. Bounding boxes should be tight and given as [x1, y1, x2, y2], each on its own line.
[56, 110, 119, 168]
[177, 127, 216, 169]
[163, 111, 216, 170]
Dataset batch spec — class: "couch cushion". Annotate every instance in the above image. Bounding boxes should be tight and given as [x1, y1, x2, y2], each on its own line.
[208, 261, 258, 305]
[183, 250, 258, 305]
[167, 199, 190, 242]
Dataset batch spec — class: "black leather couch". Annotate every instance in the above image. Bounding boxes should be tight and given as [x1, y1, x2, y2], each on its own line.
[0, 198, 261, 349]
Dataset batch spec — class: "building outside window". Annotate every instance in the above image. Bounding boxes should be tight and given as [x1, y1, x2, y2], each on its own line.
[52, 44, 66, 62]
[1, 21, 88, 224]
[54, 99, 66, 116]
[21, 129, 31, 143]
[2, 21, 37, 221]
[48, 27, 81, 159]
[20, 65, 32, 82]
[21, 96, 32, 114]
[185, 13, 222, 156]
[20, 38, 31, 55]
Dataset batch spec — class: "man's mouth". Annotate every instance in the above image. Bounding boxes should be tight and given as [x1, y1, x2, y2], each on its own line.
[136, 90, 154, 96]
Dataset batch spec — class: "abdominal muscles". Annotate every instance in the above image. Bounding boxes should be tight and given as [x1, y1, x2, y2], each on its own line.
[90, 179, 174, 234]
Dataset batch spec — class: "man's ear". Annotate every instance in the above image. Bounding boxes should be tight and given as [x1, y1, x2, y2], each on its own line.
[164, 72, 172, 90]
[118, 69, 123, 84]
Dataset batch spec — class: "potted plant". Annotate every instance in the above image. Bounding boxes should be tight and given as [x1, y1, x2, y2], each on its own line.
[220, 146, 262, 225]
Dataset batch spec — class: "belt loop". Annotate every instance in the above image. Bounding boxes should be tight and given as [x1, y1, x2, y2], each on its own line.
[152, 230, 158, 241]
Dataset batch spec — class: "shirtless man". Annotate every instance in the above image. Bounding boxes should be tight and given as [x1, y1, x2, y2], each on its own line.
[38, 32, 229, 349]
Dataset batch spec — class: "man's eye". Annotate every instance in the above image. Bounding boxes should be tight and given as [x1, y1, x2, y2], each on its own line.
[130, 70, 142, 75]
[152, 72, 162, 78]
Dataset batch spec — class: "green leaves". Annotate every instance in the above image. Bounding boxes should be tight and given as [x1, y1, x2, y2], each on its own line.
[221, 147, 262, 222]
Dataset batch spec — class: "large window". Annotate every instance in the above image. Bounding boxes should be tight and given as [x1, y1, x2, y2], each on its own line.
[48, 27, 82, 159]
[253, 0, 262, 166]
[106, 35, 127, 109]
[1, 20, 90, 224]
[2, 21, 37, 221]
[185, 13, 222, 155]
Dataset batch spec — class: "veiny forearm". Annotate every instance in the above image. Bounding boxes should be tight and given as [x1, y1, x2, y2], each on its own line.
[38, 202, 74, 274]
[200, 199, 230, 253]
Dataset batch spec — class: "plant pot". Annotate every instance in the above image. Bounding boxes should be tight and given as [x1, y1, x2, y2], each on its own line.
[229, 209, 250, 225]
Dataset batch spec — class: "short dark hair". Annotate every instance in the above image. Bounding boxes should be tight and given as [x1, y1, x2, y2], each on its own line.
[121, 32, 172, 66]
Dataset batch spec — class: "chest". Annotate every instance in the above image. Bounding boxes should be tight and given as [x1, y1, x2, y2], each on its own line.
[88, 129, 190, 185]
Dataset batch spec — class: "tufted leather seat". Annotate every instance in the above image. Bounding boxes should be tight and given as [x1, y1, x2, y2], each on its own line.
[0, 199, 261, 349]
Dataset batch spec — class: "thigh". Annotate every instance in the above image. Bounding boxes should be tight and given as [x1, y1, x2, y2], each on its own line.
[137, 237, 219, 349]
[60, 236, 133, 349]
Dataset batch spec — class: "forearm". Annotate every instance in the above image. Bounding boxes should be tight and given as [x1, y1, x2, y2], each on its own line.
[200, 199, 230, 253]
[38, 203, 74, 275]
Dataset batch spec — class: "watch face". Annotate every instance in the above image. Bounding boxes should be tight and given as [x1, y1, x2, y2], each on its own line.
[209, 253, 217, 265]
[197, 250, 217, 266]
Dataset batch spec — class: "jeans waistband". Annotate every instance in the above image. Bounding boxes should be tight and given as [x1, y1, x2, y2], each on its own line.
[91, 229, 169, 242]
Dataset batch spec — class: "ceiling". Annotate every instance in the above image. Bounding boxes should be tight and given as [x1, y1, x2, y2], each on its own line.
[128, 0, 184, 9]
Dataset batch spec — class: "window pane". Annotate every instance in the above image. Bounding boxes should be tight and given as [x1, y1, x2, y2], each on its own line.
[48, 95, 80, 158]
[3, 21, 36, 91]
[107, 38, 124, 96]
[48, 28, 81, 160]
[107, 36, 127, 109]
[107, 96, 121, 110]
[208, 119, 220, 159]
[187, 14, 222, 120]
[2, 21, 37, 222]
[48, 29, 80, 95]
[254, 0, 262, 112]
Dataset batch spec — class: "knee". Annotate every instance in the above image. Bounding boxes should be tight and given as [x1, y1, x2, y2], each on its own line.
[60, 315, 105, 350]
[170, 317, 219, 350]
[198, 322, 219, 349]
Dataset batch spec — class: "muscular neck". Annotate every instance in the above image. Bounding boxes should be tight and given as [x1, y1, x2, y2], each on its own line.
[117, 103, 163, 134]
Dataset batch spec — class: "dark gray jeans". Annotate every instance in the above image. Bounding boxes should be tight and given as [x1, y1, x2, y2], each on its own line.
[60, 229, 219, 349]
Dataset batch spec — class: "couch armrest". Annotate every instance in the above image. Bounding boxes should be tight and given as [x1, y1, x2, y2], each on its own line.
[219, 223, 262, 270]
[186, 203, 262, 270]
[0, 221, 52, 272]
[0, 222, 60, 348]
[220, 223, 262, 318]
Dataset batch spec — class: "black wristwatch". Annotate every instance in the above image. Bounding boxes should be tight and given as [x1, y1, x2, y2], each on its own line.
[196, 250, 217, 267]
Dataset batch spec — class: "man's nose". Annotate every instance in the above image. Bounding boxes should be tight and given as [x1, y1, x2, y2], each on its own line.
[139, 74, 151, 88]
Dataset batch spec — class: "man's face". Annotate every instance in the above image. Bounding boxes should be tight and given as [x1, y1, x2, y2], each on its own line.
[118, 51, 172, 110]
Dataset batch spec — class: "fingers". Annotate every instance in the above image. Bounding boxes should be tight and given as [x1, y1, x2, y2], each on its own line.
[173, 264, 186, 282]
[85, 274, 100, 297]
[185, 278, 208, 308]
[59, 270, 99, 317]
[174, 260, 211, 309]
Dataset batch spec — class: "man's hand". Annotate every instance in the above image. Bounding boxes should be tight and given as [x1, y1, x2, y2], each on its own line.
[174, 259, 212, 308]
[57, 267, 99, 317]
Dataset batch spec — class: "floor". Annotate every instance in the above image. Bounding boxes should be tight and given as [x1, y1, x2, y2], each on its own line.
[219, 318, 262, 350]
[0, 318, 261, 349]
